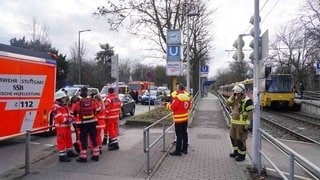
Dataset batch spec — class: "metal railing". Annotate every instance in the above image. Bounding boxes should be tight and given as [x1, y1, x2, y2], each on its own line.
[143, 91, 200, 174]
[143, 113, 174, 174]
[303, 91, 320, 101]
[25, 125, 55, 175]
[217, 91, 320, 179]
[259, 129, 320, 180]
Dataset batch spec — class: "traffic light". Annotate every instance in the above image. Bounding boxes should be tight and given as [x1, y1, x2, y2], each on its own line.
[248, 15, 271, 92]
[232, 35, 245, 61]
[248, 15, 261, 63]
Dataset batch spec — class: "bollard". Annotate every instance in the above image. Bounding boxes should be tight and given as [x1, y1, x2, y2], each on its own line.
[25, 130, 31, 175]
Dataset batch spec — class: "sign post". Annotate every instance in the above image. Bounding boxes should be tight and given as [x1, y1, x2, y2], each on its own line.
[166, 29, 182, 92]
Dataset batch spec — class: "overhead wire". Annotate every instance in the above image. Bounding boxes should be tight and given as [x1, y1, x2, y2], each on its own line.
[243, 0, 278, 34]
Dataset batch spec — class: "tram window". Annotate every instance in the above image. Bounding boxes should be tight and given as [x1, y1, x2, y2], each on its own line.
[266, 75, 292, 93]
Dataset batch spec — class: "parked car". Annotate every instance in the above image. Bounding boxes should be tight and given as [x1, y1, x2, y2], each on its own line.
[157, 87, 171, 102]
[57, 87, 99, 99]
[141, 89, 162, 105]
[118, 94, 136, 119]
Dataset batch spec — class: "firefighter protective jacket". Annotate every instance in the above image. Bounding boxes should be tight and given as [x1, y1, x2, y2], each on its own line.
[70, 97, 97, 124]
[104, 93, 121, 120]
[95, 101, 105, 129]
[52, 101, 72, 127]
[227, 95, 253, 125]
[166, 90, 191, 123]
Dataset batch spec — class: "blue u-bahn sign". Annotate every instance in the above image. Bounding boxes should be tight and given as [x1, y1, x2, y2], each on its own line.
[200, 66, 209, 73]
[167, 46, 181, 60]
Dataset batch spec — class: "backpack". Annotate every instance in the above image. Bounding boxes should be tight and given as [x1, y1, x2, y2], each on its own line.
[79, 98, 95, 121]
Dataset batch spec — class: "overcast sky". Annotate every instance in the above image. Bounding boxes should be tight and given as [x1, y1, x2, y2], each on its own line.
[0, 0, 306, 78]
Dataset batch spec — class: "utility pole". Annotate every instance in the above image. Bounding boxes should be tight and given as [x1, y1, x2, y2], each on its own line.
[252, 0, 262, 174]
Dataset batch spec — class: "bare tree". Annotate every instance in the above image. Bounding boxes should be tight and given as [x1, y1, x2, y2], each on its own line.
[94, 0, 188, 52]
[268, 20, 315, 88]
[31, 18, 50, 45]
[94, 0, 215, 93]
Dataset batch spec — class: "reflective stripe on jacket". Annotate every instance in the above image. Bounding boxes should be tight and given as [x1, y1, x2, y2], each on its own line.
[95, 101, 105, 128]
[228, 96, 253, 125]
[166, 91, 191, 123]
[70, 97, 97, 124]
[105, 93, 121, 120]
[52, 101, 72, 126]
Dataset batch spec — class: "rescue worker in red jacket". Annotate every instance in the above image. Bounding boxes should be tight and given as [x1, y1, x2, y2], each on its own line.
[70, 95, 81, 153]
[103, 87, 121, 150]
[226, 83, 253, 161]
[51, 91, 78, 162]
[166, 84, 191, 156]
[170, 82, 191, 145]
[90, 94, 105, 153]
[70, 87, 99, 162]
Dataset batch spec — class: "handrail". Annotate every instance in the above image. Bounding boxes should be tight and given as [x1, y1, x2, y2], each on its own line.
[143, 113, 174, 174]
[260, 129, 320, 179]
[303, 91, 320, 100]
[143, 91, 200, 174]
[189, 91, 200, 124]
[25, 125, 55, 175]
[217, 90, 320, 179]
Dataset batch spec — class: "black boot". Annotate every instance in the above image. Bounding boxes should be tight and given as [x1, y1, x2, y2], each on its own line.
[76, 157, 87, 163]
[108, 142, 119, 151]
[182, 149, 188, 154]
[59, 156, 71, 162]
[236, 154, 245, 161]
[73, 142, 80, 153]
[169, 151, 181, 156]
[67, 150, 78, 158]
[102, 137, 108, 146]
[107, 138, 112, 147]
[229, 150, 238, 158]
[91, 156, 99, 161]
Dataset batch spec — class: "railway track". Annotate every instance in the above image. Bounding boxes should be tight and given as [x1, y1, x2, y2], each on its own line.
[260, 109, 320, 144]
[218, 93, 320, 144]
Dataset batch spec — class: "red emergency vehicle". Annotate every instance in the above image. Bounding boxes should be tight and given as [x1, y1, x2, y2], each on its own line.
[128, 81, 155, 96]
[0, 44, 57, 140]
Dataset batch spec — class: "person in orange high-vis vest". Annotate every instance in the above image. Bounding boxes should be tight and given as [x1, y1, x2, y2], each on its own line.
[166, 84, 191, 156]
[103, 87, 121, 150]
[70, 95, 81, 154]
[92, 94, 105, 153]
[70, 87, 99, 162]
[52, 91, 78, 162]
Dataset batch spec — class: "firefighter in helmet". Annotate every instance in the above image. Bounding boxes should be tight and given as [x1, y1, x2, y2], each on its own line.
[52, 91, 78, 162]
[226, 83, 253, 161]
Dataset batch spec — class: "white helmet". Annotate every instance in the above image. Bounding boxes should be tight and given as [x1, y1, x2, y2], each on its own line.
[54, 91, 66, 100]
[232, 83, 246, 93]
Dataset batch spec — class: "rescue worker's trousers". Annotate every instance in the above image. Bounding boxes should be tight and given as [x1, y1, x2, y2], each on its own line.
[89, 124, 105, 149]
[78, 121, 98, 150]
[105, 118, 119, 139]
[55, 126, 73, 155]
[229, 123, 248, 156]
[174, 121, 188, 153]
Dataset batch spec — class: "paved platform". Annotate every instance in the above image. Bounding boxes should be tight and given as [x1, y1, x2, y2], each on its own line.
[0, 93, 251, 180]
[149, 93, 251, 180]
[2, 93, 318, 180]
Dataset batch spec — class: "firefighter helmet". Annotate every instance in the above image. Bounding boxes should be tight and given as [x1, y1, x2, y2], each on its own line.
[232, 83, 246, 93]
[54, 91, 66, 100]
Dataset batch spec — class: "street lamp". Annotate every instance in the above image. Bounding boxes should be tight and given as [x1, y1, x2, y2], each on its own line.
[186, 12, 199, 92]
[78, 29, 91, 84]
